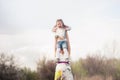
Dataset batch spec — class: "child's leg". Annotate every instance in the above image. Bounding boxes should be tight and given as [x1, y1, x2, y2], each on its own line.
[62, 41, 69, 59]
[62, 41, 71, 62]
[56, 41, 62, 59]
[63, 48, 69, 59]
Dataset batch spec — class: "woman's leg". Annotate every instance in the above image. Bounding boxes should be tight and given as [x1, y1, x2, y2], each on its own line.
[56, 48, 61, 59]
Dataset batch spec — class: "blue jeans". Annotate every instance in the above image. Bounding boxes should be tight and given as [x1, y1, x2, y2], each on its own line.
[56, 40, 69, 60]
[57, 40, 67, 49]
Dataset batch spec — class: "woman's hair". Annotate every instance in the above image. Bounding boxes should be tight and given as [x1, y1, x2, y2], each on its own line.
[54, 19, 68, 28]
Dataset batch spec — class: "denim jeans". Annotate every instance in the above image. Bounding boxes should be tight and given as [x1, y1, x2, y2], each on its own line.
[57, 40, 67, 49]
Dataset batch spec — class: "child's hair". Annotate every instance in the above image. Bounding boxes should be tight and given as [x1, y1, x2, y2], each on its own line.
[54, 19, 68, 28]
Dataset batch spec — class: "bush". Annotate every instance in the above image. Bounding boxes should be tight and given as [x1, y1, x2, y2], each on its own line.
[0, 53, 25, 80]
[21, 67, 39, 80]
[71, 59, 88, 79]
[37, 57, 56, 80]
[81, 54, 119, 79]
[113, 59, 120, 80]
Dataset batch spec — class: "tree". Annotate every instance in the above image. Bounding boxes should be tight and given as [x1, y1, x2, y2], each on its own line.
[0, 53, 25, 80]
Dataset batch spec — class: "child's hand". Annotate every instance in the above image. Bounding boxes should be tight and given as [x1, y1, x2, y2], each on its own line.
[52, 27, 58, 32]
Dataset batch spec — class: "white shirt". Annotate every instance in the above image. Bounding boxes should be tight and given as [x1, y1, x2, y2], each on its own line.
[55, 28, 66, 39]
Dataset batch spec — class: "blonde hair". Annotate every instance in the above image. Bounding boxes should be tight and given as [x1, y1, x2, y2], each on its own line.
[54, 19, 68, 28]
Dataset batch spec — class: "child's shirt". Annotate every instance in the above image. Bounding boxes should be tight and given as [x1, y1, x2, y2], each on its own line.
[55, 28, 66, 39]
[53, 26, 71, 39]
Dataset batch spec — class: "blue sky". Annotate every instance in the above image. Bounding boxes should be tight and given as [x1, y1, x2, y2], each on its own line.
[0, 0, 120, 70]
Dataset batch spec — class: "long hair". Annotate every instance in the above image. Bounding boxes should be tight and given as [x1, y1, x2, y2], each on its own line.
[54, 19, 68, 28]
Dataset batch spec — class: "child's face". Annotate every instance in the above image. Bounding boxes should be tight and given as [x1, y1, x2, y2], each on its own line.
[56, 21, 63, 28]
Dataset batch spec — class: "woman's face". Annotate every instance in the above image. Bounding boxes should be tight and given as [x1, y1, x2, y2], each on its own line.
[56, 21, 63, 28]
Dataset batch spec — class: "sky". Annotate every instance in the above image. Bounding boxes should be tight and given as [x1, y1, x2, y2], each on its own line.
[0, 0, 120, 70]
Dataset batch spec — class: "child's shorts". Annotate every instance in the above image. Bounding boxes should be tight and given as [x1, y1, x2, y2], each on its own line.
[57, 40, 67, 49]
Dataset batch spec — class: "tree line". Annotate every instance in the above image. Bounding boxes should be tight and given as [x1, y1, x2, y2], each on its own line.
[0, 52, 120, 80]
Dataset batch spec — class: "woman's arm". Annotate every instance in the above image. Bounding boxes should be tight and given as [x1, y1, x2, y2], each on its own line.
[54, 37, 57, 57]
[66, 31, 71, 56]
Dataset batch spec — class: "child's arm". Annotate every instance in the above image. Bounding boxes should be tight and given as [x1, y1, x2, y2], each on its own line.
[66, 31, 71, 56]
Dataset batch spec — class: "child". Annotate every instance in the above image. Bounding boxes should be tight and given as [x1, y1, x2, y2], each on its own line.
[52, 19, 71, 61]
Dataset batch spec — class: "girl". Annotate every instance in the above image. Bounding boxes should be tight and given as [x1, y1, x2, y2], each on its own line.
[52, 19, 71, 61]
